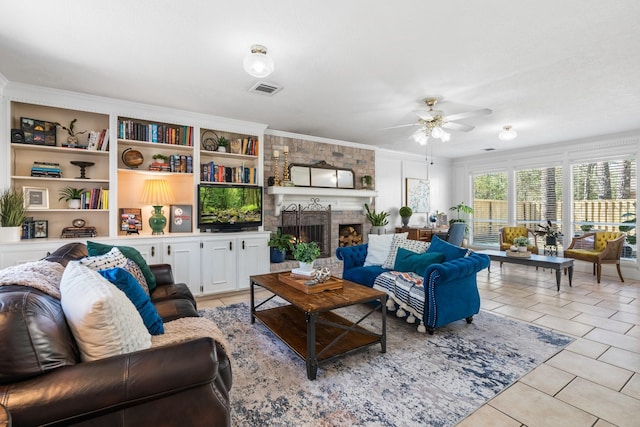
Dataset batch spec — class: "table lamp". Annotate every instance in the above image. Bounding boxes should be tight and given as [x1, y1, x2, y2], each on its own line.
[140, 179, 175, 235]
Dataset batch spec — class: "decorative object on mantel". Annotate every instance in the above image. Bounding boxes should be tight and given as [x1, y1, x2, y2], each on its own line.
[361, 175, 373, 189]
[282, 146, 293, 186]
[267, 186, 377, 216]
[70, 161, 94, 179]
[54, 118, 87, 145]
[273, 150, 281, 186]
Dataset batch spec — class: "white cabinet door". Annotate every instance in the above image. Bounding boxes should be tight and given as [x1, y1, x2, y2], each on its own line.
[201, 238, 237, 294]
[236, 236, 269, 289]
[0, 241, 62, 268]
[162, 239, 201, 295]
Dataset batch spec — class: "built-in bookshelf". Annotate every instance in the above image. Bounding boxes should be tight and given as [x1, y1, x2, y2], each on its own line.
[199, 128, 260, 185]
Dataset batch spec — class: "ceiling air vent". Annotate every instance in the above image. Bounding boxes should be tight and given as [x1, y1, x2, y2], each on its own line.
[249, 81, 282, 96]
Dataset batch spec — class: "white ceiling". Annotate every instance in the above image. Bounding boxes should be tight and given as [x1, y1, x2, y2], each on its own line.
[1, 0, 639, 158]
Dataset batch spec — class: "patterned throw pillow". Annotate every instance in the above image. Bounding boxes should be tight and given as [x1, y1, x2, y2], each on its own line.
[87, 241, 157, 290]
[78, 247, 128, 271]
[60, 262, 151, 362]
[364, 233, 407, 267]
[383, 239, 430, 269]
[122, 259, 150, 295]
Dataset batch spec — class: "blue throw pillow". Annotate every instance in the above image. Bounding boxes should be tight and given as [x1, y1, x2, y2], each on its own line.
[427, 235, 468, 262]
[98, 267, 164, 335]
[88, 241, 156, 290]
[394, 247, 444, 276]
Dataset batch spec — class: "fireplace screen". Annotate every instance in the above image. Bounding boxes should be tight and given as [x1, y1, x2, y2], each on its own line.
[281, 199, 331, 258]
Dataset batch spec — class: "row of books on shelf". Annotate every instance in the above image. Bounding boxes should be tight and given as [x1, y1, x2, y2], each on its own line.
[31, 161, 61, 178]
[118, 119, 193, 146]
[236, 136, 259, 156]
[200, 162, 257, 184]
[86, 129, 110, 151]
[61, 226, 97, 238]
[148, 155, 193, 173]
[80, 188, 109, 210]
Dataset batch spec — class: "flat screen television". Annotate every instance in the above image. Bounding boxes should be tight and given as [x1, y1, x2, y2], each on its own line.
[197, 183, 263, 232]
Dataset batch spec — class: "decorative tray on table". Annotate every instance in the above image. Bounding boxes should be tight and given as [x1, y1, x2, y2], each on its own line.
[278, 272, 343, 294]
[505, 250, 532, 258]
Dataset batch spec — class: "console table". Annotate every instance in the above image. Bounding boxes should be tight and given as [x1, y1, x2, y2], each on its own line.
[395, 227, 448, 242]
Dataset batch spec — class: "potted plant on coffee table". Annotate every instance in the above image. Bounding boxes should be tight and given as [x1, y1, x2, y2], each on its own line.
[293, 241, 321, 272]
[268, 229, 295, 263]
[513, 236, 530, 252]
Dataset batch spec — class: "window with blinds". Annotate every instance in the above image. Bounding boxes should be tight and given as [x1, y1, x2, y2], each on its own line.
[472, 171, 507, 246]
[515, 167, 563, 251]
[572, 158, 636, 259]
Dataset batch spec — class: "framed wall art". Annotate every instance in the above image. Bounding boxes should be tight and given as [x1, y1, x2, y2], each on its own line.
[405, 178, 430, 213]
[34, 220, 48, 238]
[23, 187, 49, 209]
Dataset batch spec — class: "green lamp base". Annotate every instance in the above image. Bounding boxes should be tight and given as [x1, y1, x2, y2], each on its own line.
[149, 205, 167, 235]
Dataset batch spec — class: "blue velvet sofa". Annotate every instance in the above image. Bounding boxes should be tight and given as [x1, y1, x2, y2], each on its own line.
[335, 237, 490, 334]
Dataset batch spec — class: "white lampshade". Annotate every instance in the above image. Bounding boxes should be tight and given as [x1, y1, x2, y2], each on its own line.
[499, 125, 518, 141]
[243, 44, 274, 78]
[412, 128, 429, 145]
[431, 126, 444, 139]
[440, 131, 451, 142]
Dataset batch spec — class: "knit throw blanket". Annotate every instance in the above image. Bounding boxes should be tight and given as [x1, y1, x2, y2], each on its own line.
[0, 260, 65, 299]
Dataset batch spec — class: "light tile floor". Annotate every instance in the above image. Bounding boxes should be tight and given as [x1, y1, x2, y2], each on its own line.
[198, 263, 640, 427]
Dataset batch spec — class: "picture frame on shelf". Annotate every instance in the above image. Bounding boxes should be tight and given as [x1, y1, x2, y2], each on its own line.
[34, 220, 48, 238]
[119, 208, 142, 234]
[405, 178, 430, 213]
[169, 204, 192, 233]
[23, 187, 49, 209]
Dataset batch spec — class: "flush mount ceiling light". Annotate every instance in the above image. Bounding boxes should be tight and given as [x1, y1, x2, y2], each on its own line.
[498, 125, 518, 141]
[243, 44, 274, 78]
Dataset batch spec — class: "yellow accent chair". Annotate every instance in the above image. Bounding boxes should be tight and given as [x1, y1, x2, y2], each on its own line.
[499, 227, 539, 254]
[563, 231, 626, 283]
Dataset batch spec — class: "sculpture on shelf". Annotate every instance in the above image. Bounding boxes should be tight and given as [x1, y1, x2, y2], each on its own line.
[54, 119, 87, 145]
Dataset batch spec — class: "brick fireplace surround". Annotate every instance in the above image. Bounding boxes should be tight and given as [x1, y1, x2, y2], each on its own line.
[262, 133, 376, 271]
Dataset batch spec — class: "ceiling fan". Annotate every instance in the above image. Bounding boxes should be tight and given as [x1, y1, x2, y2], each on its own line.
[390, 97, 492, 145]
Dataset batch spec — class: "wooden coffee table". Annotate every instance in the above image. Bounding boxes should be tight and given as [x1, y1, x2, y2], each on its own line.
[478, 249, 574, 291]
[250, 272, 387, 380]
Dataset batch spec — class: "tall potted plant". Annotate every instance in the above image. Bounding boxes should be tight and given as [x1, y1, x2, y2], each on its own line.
[364, 203, 389, 235]
[268, 229, 295, 263]
[449, 201, 473, 236]
[0, 188, 27, 242]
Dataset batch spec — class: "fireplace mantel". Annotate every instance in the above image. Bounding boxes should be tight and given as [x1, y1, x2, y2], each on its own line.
[267, 186, 377, 215]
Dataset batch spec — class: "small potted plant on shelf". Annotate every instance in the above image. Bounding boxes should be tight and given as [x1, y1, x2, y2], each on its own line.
[293, 241, 321, 271]
[361, 175, 373, 189]
[58, 187, 85, 209]
[152, 153, 170, 164]
[54, 119, 87, 145]
[364, 203, 389, 235]
[217, 136, 229, 152]
[513, 236, 530, 252]
[399, 206, 413, 227]
[268, 229, 295, 263]
[0, 188, 27, 242]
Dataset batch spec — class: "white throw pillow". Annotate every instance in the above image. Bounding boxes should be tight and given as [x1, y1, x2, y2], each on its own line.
[60, 261, 151, 362]
[383, 238, 430, 269]
[78, 246, 128, 271]
[364, 233, 407, 266]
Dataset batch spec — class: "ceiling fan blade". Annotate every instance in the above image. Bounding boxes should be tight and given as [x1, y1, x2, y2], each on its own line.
[443, 122, 474, 132]
[379, 123, 419, 130]
[415, 111, 435, 121]
[444, 108, 492, 122]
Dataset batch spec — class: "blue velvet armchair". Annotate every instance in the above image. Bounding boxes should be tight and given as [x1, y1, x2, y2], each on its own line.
[336, 243, 489, 333]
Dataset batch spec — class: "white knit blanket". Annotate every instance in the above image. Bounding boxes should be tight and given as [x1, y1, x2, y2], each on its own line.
[0, 260, 65, 299]
[151, 316, 230, 357]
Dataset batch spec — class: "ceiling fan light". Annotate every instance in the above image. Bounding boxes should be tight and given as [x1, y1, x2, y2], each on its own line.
[499, 125, 517, 141]
[440, 131, 451, 142]
[413, 129, 429, 145]
[431, 126, 444, 139]
[243, 44, 274, 78]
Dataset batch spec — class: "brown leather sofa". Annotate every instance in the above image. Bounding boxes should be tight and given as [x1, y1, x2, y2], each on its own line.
[0, 243, 232, 427]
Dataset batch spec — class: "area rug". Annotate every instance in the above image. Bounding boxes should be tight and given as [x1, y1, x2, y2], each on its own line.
[200, 303, 573, 427]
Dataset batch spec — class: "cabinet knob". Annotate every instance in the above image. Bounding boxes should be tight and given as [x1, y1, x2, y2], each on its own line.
[167, 245, 171, 256]
[242, 240, 245, 250]
[229, 241, 233, 251]
[151, 246, 155, 257]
